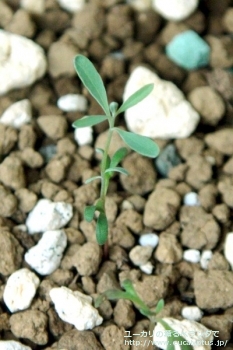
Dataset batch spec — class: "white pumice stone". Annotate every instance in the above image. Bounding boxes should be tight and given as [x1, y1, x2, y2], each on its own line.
[140, 261, 154, 275]
[25, 230, 67, 275]
[57, 0, 86, 13]
[26, 199, 73, 234]
[74, 126, 93, 146]
[183, 192, 200, 206]
[153, 317, 213, 350]
[183, 249, 201, 263]
[0, 341, 32, 350]
[152, 0, 199, 21]
[224, 232, 233, 270]
[200, 250, 213, 269]
[3, 268, 40, 313]
[0, 99, 32, 129]
[139, 233, 159, 248]
[57, 94, 88, 112]
[181, 306, 203, 322]
[129, 245, 153, 266]
[20, 0, 45, 14]
[50, 286, 103, 330]
[0, 30, 47, 95]
[123, 66, 200, 139]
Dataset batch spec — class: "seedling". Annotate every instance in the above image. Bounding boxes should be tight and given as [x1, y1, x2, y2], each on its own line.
[95, 280, 193, 350]
[72, 55, 159, 246]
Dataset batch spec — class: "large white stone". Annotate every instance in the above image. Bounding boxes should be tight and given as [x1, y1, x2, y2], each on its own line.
[0, 30, 47, 95]
[25, 230, 67, 275]
[57, 94, 88, 112]
[3, 268, 40, 312]
[50, 286, 103, 330]
[57, 0, 86, 12]
[0, 99, 32, 129]
[20, 0, 45, 14]
[123, 66, 200, 139]
[153, 317, 213, 350]
[224, 232, 233, 270]
[152, 0, 199, 21]
[0, 341, 31, 350]
[26, 199, 73, 234]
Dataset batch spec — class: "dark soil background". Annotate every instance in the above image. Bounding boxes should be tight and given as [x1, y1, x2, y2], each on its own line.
[0, 0, 233, 349]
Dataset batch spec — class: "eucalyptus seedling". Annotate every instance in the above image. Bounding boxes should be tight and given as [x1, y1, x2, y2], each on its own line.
[72, 55, 159, 246]
[95, 280, 193, 350]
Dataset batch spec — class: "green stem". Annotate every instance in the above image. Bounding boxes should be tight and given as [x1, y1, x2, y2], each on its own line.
[100, 116, 115, 202]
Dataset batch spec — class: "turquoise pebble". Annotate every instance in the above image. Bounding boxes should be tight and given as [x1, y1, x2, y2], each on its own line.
[166, 30, 210, 70]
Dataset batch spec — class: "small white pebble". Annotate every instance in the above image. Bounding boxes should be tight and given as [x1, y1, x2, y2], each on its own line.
[181, 306, 203, 322]
[200, 250, 213, 269]
[183, 249, 200, 263]
[152, 0, 198, 21]
[183, 192, 200, 206]
[57, 0, 86, 13]
[74, 126, 93, 146]
[50, 286, 103, 330]
[57, 94, 87, 112]
[224, 232, 233, 270]
[0, 340, 32, 350]
[25, 230, 67, 275]
[139, 233, 159, 248]
[0, 99, 32, 129]
[121, 199, 134, 210]
[26, 199, 73, 234]
[129, 245, 153, 266]
[140, 261, 154, 274]
[3, 268, 40, 313]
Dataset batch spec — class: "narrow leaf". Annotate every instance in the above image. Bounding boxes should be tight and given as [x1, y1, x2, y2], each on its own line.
[104, 289, 129, 301]
[95, 148, 104, 155]
[94, 294, 106, 308]
[158, 320, 194, 350]
[84, 205, 96, 222]
[154, 299, 165, 314]
[122, 280, 137, 297]
[110, 147, 128, 168]
[72, 115, 107, 128]
[105, 167, 129, 176]
[74, 55, 110, 115]
[117, 84, 154, 114]
[85, 176, 101, 184]
[96, 212, 108, 245]
[166, 344, 175, 350]
[115, 128, 160, 158]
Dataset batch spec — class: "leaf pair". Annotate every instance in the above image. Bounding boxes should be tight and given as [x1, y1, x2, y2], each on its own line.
[84, 204, 108, 245]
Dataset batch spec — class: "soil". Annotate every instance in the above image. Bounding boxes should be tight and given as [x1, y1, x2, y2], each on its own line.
[0, 0, 233, 350]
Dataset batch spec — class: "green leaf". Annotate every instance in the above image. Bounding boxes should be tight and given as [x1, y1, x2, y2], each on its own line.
[94, 294, 106, 308]
[105, 167, 129, 176]
[117, 84, 154, 114]
[74, 55, 110, 115]
[154, 299, 165, 314]
[84, 205, 96, 222]
[95, 148, 104, 155]
[110, 147, 128, 168]
[115, 128, 160, 158]
[96, 212, 108, 245]
[104, 289, 129, 301]
[122, 280, 137, 297]
[85, 176, 101, 184]
[72, 115, 107, 128]
[166, 344, 175, 350]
